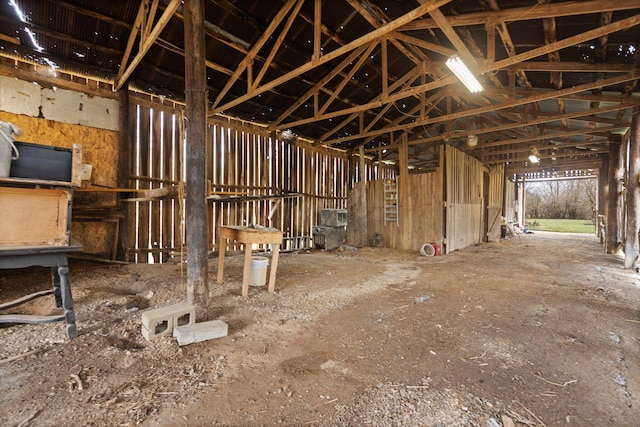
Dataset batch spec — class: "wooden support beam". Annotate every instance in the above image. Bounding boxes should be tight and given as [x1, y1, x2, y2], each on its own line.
[211, 0, 453, 115]
[211, 0, 298, 109]
[381, 38, 388, 101]
[391, 32, 457, 57]
[403, 0, 640, 30]
[116, 86, 130, 262]
[624, 108, 640, 268]
[607, 140, 623, 254]
[485, 22, 495, 63]
[364, 102, 637, 153]
[252, 0, 305, 91]
[325, 73, 638, 146]
[429, 8, 478, 67]
[313, 0, 322, 61]
[398, 134, 410, 248]
[184, 0, 209, 305]
[114, 0, 181, 90]
[281, 14, 640, 134]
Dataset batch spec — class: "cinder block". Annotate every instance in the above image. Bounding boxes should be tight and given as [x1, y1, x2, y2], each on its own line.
[173, 320, 228, 346]
[141, 302, 196, 341]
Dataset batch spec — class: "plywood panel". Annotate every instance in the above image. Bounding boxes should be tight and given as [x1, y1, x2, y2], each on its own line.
[0, 111, 119, 257]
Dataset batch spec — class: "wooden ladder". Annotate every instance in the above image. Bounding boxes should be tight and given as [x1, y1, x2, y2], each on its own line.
[384, 179, 398, 226]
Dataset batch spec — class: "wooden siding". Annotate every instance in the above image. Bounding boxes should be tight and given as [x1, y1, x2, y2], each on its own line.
[487, 164, 505, 242]
[127, 104, 389, 262]
[444, 145, 483, 253]
[504, 178, 517, 223]
[350, 169, 442, 251]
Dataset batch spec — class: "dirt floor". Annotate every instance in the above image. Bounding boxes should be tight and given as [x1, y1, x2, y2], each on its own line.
[1, 231, 639, 426]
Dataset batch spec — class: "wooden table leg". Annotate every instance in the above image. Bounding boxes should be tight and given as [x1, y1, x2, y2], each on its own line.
[268, 244, 280, 293]
[241, 244, 253, 297]
[217, 237, 226, 285]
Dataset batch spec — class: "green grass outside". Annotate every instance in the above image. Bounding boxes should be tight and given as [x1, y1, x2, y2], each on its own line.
[524, 218, 595, 234]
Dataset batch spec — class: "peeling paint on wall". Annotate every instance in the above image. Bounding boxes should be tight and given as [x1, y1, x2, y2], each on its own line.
[0, 75, 118, 131]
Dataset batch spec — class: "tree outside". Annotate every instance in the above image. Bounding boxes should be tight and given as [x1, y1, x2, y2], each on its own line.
[525, 178, 597, 221]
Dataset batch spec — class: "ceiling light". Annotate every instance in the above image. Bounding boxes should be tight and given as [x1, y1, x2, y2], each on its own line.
[529, 146, 541, 163]
[445, 55, 483, 93]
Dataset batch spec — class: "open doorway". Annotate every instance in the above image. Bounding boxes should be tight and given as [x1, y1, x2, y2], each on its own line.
[524, 177, 597, 234]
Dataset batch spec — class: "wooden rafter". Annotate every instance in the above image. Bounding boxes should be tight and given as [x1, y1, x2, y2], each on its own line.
[210, 0, 453, 115]
[321, 73, 639, 146]
[483, 0, 532, 90]
[479, 126, 622, 153]
[211, 0, 298, 109]
[364, 102, 639, 154]
[315, 67, 421, 144]
[279, 13, 640, 135]
[114, 0, 182, 91]
[403, 0, 640, 30]
[428, 8, 477, 67]
[270, 46, 368, 128]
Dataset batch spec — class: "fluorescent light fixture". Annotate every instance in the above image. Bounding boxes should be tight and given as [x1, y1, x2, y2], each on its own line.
[445, 55, 483, 93]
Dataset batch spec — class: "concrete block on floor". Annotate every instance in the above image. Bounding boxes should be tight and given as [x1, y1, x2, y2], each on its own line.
[173, 320, 228, 346]
[141, 302, 196, 341]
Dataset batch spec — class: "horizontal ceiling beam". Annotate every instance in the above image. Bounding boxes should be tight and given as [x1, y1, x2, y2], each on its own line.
[402, 0, 640, 30]
[283, 13, 640, 136]
[211, 0, 453, 115]
[479, 125, 620, 151]
[363, 102, 638, 153]
[327, 72, 638, 146]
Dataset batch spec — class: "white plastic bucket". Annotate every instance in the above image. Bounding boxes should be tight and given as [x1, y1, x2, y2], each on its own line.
[249, 256, 269, 286]
[0, 121, 20, 178]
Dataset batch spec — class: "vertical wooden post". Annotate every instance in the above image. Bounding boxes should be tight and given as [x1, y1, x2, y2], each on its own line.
[116, 85, 130, 262]
[598, 154, 609, 243]
[607, 140, 622, 254]
[398, 134, 410, 249]
[359, 145, 367, 246]
[624, 109, 640, 269]
[184, 0, 209, 304]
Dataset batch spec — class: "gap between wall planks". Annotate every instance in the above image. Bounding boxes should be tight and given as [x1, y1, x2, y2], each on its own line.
[129, 104, 402, 263]
[445, 145, 484, 253]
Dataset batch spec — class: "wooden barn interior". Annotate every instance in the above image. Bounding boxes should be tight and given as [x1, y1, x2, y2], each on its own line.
[1, 1, 639, 426]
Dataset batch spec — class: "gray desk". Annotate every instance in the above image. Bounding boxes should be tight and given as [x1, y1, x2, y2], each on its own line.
[0, 241, 83, 338]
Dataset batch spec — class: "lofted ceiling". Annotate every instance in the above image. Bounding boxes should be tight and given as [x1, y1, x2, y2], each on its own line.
[0, 0, 639, 178]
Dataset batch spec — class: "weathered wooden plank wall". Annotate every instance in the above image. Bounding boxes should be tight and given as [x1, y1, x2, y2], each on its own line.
[444, 145, 484, 253]
[407, 171, 444, 250]
[130, 104, 185, 263]
[349, 168, 442, 251]
[504, 178, 517, 223]
[128, 106, 380, 262]
[487, 164, 505, 242]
